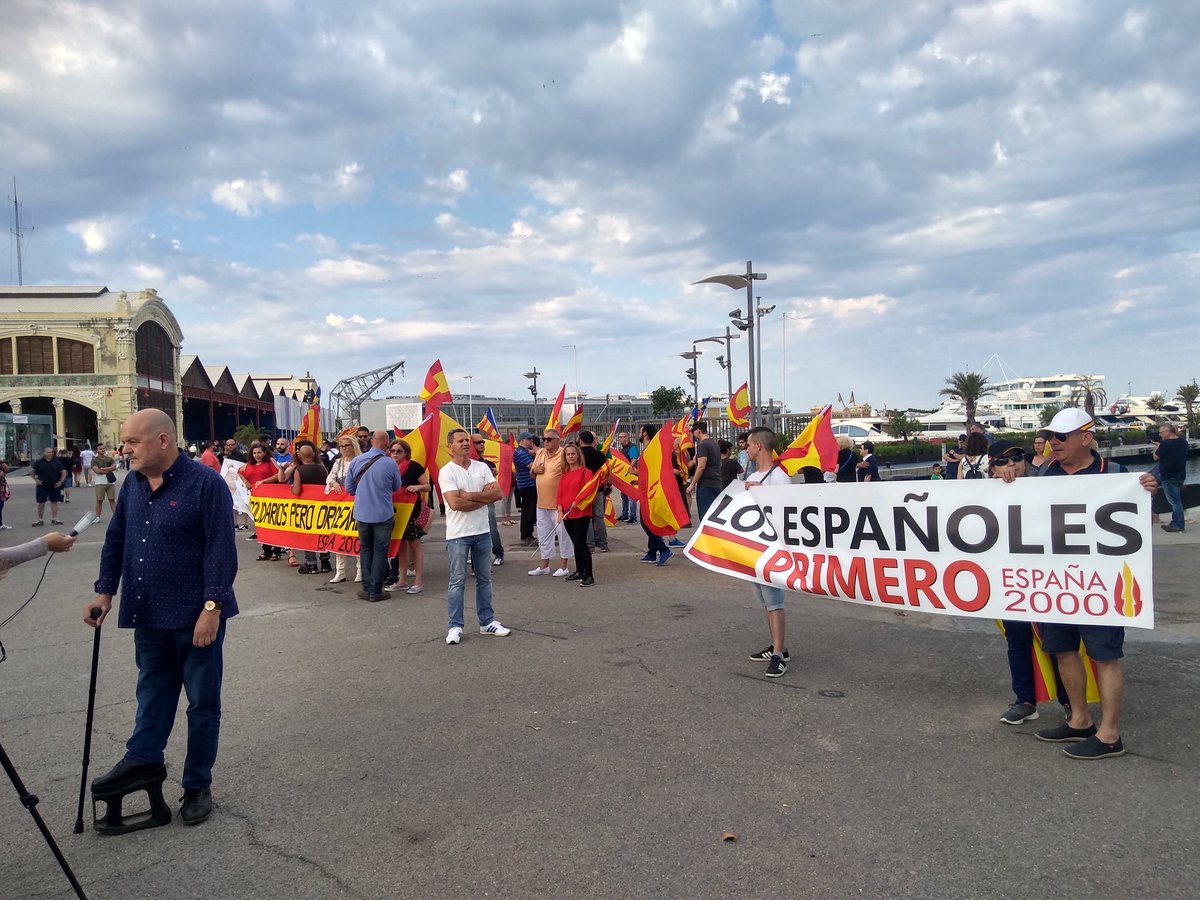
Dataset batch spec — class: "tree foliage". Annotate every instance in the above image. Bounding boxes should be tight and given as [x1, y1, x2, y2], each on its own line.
[1069, 375, 1107, 418]
[1039, 404, 1063, 427]
[939, 371, 993, 426]
[1175, 381, 1199, 433]
[650, 385, 688, 418]
[886, 411, 923, 456]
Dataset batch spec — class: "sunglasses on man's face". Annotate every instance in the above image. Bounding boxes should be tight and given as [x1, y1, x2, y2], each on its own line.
[543, 436, 559, 441]
[1047, 430, 1082, 442]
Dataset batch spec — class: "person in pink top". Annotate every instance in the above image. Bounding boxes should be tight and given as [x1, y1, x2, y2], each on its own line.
[200, 441, 222, 472]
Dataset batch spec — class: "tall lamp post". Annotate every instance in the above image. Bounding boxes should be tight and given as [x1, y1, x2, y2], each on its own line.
[693, 260, 767, 424]
[713, 326, 742, 406]
[694, 334, 735, 412]
[679, 350, 702, 408]
[756, 298, 775, 427]
[464, 375, 475, 428]
[562, 344, 579, 401]
[523, 368, 540, 431]
[780, 312, 799, 415]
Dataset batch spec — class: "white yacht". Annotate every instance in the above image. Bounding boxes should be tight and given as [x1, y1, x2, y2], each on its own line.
[988, 373, 1103, 431]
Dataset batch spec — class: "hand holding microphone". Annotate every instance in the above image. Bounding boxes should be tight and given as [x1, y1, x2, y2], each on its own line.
[44, 512, 99, 554]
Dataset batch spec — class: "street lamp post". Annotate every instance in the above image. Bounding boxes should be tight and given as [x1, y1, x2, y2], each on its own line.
[780, 312, 799, 416]
[465, 375, 475, 428]
[756, 298, 775, 427]
[523, 368, 540, 431]
[693, 334, 735, 415]
[679, 350, 702, 408]
[562, 344, 579, 401]
[692, 260, 767, 424]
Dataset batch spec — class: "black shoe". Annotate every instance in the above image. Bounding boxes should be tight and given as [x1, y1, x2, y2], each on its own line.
[579, 576, 595, 587]
[92, 756, 166, 795]
[1162, 524, 1184, 533]
[1035, 722, 1098, 743]
[179, 787, 212, 825]
[319, 560, 333, 573]
[749, 644, 790, 662]
[1063, 735, 1126, 760]
[765, 654, 787, 678]
[565, 572, 582, 581]
[366, 594, 386, 602]
[298, 564, 318, 575]
[1000, 701, 1039, 725]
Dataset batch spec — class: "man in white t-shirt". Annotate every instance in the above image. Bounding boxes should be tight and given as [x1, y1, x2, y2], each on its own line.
[438, 428, 511, 645]
[743, 426, 794, 679]
[80, 445, 96, 486]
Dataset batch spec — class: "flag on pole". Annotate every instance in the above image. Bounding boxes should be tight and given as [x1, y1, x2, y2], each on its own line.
[475, 437, 515, 498]
[419, 359, 453, 410]
[290, 387, 322, 452]
[727, 382, 751, 427]
[600, 418, 621, 454]
[777, 404, 839, 476]
[604, 494, 617, 526]
[546, 384, 566, 432]
[639, 421, 690, 536]
[477, 408, 501, 441]
[608, 449, 639, 501]
[561, 404, 584, 437]
[570, 460, 611, 514]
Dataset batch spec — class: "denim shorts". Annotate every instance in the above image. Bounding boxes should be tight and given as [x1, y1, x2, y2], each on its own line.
[1040, 623, 1125, 661]
[753, 582, 786, 612]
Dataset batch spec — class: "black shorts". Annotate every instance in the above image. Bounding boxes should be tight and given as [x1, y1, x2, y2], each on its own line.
[36, 484, 63, 504]
[1040, 623, 1125, 661]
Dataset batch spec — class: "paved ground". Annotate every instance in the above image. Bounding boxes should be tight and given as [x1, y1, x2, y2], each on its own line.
[1, 472, 1197, 899]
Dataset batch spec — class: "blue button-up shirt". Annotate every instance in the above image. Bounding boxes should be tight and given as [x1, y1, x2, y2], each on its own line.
[95, 453, 239, 630]
[344, 448, 404, 523]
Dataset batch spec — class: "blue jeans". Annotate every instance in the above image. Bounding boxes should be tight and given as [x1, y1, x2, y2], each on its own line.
[1162, 476, 1185, 530]
[588, 491, 608, 549]
[358, 517, 393, 596]
[640, 514, 667, 556]
[621, 493, 637, 522]
[446, 531, 495, 629]
[696, 485, 720, 523]
[127, 620, 226, 790]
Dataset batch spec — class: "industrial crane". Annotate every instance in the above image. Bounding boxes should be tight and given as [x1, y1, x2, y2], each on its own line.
[329, 360, 405, 429]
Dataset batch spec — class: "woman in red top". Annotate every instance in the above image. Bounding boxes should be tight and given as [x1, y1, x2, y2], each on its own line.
[240, 442, 280, 561]
[555, 443, 594, 586]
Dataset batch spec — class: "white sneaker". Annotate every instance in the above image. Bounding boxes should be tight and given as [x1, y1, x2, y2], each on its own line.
[0, 525, 11, 530]
[446, 627, 463, 645]
[328, 574, 346, 584]
[354, 572, 362, 583]
[528, 567, 549, 576]
[407, 567, 415, 577]
[552, 567, 570, 577]
[384, 582, 408, 592]
[493, 558, 503, 567]
[480, 621, 511, 637]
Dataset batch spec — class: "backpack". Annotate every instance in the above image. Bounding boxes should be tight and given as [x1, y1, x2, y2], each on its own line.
[962, 456, 985, 480]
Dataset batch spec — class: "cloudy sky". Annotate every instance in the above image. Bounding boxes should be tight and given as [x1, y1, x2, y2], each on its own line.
[3, 0, 1198, 414]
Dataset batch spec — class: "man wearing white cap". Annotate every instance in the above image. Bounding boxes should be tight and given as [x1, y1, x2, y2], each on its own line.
[1029, 407, 1157, 760]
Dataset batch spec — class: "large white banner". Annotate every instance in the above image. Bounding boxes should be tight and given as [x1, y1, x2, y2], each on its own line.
[685, 475, 1154, 629]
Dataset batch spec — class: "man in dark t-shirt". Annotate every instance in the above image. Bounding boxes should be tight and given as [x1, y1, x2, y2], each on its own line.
[1154, 423, 1188, 532]
[688, 421, 723, 521]
[31, 446, 67, 526]
[291, 442, 331, 574]
[579, 431, 609, 553]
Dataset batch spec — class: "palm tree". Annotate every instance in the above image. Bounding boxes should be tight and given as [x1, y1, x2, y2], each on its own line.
[1176, 381, 1199, 433]
[939, 372, 993, 427]
[1069, 375, 1107, 418]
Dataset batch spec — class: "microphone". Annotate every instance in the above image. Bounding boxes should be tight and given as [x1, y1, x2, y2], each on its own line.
[70, 512, 101, 537]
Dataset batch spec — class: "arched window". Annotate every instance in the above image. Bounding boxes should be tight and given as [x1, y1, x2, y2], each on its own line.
[135, 321, 177, 418]
[58, 338, 95, 374]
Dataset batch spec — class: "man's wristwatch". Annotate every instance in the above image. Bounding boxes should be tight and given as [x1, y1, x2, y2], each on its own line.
[203, 600, 224, 613]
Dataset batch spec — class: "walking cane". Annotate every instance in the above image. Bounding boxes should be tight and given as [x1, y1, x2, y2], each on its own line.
[73, 606, 103, 834]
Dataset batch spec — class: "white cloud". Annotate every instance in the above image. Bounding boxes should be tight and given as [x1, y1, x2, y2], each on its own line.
[66, 217, 121, 254]
[211, 177, 285, 217]
[307, 258, 390, 284]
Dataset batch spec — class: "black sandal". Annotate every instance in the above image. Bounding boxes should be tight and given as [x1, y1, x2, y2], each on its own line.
[298, 564, 318, 575]
[256, 553, 272, 561]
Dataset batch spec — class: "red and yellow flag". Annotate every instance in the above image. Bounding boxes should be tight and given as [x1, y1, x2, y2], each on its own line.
[406, 410, 459, 490]
[570, 460, 611, 514]
[546, 384, 566, 433]
[419, 359, 453, 410]
[561, 405, 584, 437]
[600, 418, 620, 454]
[777, 403, 839, 476]
[289, 387, 322, 453]
[476, 408, 501, 441]
[727, 381, 751, 428]
[474, 437, 515, 498]
[608, 449, 639, 501]
[604, 494, 617, 526]
[639, 421, 690, 536]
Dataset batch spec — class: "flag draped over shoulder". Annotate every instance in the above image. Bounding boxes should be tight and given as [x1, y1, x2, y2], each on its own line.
[290, 387, 322, 452]
[570, 460, 611, 514]
[477, 408, 501, 441]
[600, 418, 620, 454]
[561, 405, 584, 437]
[639, 421, 690, 536]
[608, 449, 639, 501]
[546, 385, 566, 433]
[420, 359, 453, 410]
[777, 404, 839, 476]
[728, 382, 751, 428]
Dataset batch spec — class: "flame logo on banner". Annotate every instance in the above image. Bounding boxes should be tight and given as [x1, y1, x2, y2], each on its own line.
[1112, 562, 1143, 617]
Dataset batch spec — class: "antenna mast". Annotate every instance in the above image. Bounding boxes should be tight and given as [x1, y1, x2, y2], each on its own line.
[10, 177, 33, 285]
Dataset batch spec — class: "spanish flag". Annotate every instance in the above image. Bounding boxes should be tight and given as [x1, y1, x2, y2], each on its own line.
[639, 421, 690, 537]
[570, 460, 611, 514]
[777, 403, 838, 476]
[600, 418, 620, 454]
[727, 382, 751, 428]
[546, 384, 566, 433]
[474, 437, 515, 498]
[562, 404, 584, 437]
[419, 359, 453, 410]
[291, 387, 322, 451]
[604, 494, 617, 526]
[407, 410, 459, 490]
[608, 449, 639, 502]
[1032, 625, 1101, 704]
